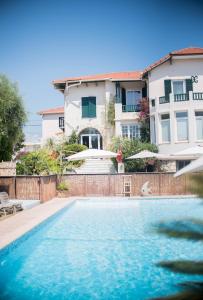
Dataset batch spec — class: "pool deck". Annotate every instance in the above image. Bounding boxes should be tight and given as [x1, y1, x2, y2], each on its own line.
[0, 198, 73, 250]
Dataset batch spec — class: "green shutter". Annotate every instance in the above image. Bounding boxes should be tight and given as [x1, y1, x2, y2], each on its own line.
[82, 97, 96, 118]
[186, 79, 193, 93]
[82, 97, 89, 118]
[88, 97, 96, 118]
[122, 88, 126, 105]
[142, 85, 147, 98]
[164, 80, 171, 101]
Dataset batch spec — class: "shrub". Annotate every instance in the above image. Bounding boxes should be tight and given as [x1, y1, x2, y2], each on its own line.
[110, 137, 158, 172]
[57, 181, 69, 191]
[16, 149, 59, 175]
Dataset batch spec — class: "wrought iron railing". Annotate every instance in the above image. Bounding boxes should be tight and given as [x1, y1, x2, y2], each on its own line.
[122, 104, 141, 112]
[159, 96, 169, 104]
[193, 92, 203, 100]
[174, 93, 189, 101]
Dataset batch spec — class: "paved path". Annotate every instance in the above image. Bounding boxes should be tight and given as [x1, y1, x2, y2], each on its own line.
[0, 198, 73, 250]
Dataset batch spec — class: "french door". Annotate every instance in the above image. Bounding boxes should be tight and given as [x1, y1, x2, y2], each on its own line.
[80, 134, 101, 149]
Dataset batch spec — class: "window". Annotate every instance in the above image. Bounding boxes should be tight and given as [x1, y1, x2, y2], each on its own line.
[161, 114, 170, 143]
[121, 125, 128, 138]
[176, 160, 191, 171]
[126, 90, 141, 106]
[59, 117, 64, 129]
[82, 97, 96, 118]
[176, 112, 188, 141]
[121, 124, 140, 139]
[172, 80, 184, 94]
[195, 111, 203, 140]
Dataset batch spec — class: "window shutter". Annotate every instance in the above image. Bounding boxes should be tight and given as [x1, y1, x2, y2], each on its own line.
[88, 97, 96, 118]
[186, 79, 193, 93]
[82, 97, 89, 118]
[142, 85, 147, 98]
[122, 88, 126, 105]
[164, 80, 171, 101]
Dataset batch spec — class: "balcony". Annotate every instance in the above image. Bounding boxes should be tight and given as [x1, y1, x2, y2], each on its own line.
[159, 96, 169, 104]
[193, 92, 203, 100]
[174, 93, 189, 102]
[122, 104, 141, 112]
[159, 92, 203, 104]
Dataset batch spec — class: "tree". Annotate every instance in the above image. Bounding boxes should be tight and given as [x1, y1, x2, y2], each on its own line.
[110, 137, 158, 172]
[0, 74, 26, 161]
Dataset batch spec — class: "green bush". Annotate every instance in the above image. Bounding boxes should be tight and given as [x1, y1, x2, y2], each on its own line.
[16, 149, 59, 175]
[110, 137, 158, 172]
[57, 181, 69, 191]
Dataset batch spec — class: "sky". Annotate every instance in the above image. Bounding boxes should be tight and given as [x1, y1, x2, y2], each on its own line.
[1, 0, 203, 142]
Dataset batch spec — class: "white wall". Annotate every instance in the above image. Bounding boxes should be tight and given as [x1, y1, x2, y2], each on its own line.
[148, 57, 203, 154]
[41, 113, 64, 144]
[64, 81, 107, 147]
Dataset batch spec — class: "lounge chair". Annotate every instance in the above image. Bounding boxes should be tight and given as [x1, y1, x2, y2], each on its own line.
[0, 192, 23, 216]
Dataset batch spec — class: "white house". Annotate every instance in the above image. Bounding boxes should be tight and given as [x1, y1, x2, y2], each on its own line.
[38, 106, 64, 144]
[39, 46, 203, 166]
[144, 47, 203, 155]
[52, 72, 146, 149]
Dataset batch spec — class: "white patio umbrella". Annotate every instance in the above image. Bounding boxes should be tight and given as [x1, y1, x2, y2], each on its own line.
[172, 145, 203, 158]
[174, 155, 203, 177]
[127, 150, 163, 160]
[66, 149, 118, 161]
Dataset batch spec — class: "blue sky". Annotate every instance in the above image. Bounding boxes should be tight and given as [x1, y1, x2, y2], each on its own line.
[1, 0, 203, 141]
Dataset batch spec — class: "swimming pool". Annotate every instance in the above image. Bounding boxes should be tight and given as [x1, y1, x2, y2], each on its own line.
[0, 197, 203, 300]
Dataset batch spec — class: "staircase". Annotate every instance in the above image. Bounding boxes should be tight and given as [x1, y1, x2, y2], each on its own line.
[75, 158, 116, 174]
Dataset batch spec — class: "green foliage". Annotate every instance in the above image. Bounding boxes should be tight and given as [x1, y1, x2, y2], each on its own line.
[0, 74, 27, 160]
[57, 181, 69, 191]
[62, 143, 87, 168]
[16, 149, 59, 175]
[110, 137, 158, 172]
[107, 100, 115, 126]
[188, 174, 203, 198]
[68, 130, 79, 144]
[137, 98, 150, 142]
[62, 143, 87, 157]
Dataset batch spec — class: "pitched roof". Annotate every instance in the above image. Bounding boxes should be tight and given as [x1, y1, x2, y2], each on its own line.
[53, 71, 142, 85]
[143, 47, 203, 74]
[38, 106, 64, 115]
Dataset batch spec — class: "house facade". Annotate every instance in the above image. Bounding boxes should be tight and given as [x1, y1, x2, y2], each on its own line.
[39, 47, 203, 157]
[52, 72, 145, 149]
[144, 47, 203, 154]
[38, 107, 64, 144]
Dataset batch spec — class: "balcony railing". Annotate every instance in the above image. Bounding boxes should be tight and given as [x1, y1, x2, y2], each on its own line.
[159, 92, 203, 104]
[174, 93, 189, 102]
[193, 92, 203, 100]
[122, 104, 141, 112]
[159, 96, 169, 104]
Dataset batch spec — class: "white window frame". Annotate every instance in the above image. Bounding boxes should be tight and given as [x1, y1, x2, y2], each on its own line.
[175, 111, 189, 142]
[195, 111, 203, 141]
[160, 113, 171, 144]
[121, 123, 140, 139]
[172, 80, 186, 95]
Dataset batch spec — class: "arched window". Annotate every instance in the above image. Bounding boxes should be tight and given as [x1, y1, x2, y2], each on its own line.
[79, 128, 102, 149]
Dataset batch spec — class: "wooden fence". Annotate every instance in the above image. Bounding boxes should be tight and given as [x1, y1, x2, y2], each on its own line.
[61, 173, 192, 197]
[0, 173, 193, 201]
[0, 175, 57, 202]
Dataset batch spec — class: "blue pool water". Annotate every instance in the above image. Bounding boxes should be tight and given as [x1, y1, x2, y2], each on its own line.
[1, 198, 203, 300]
